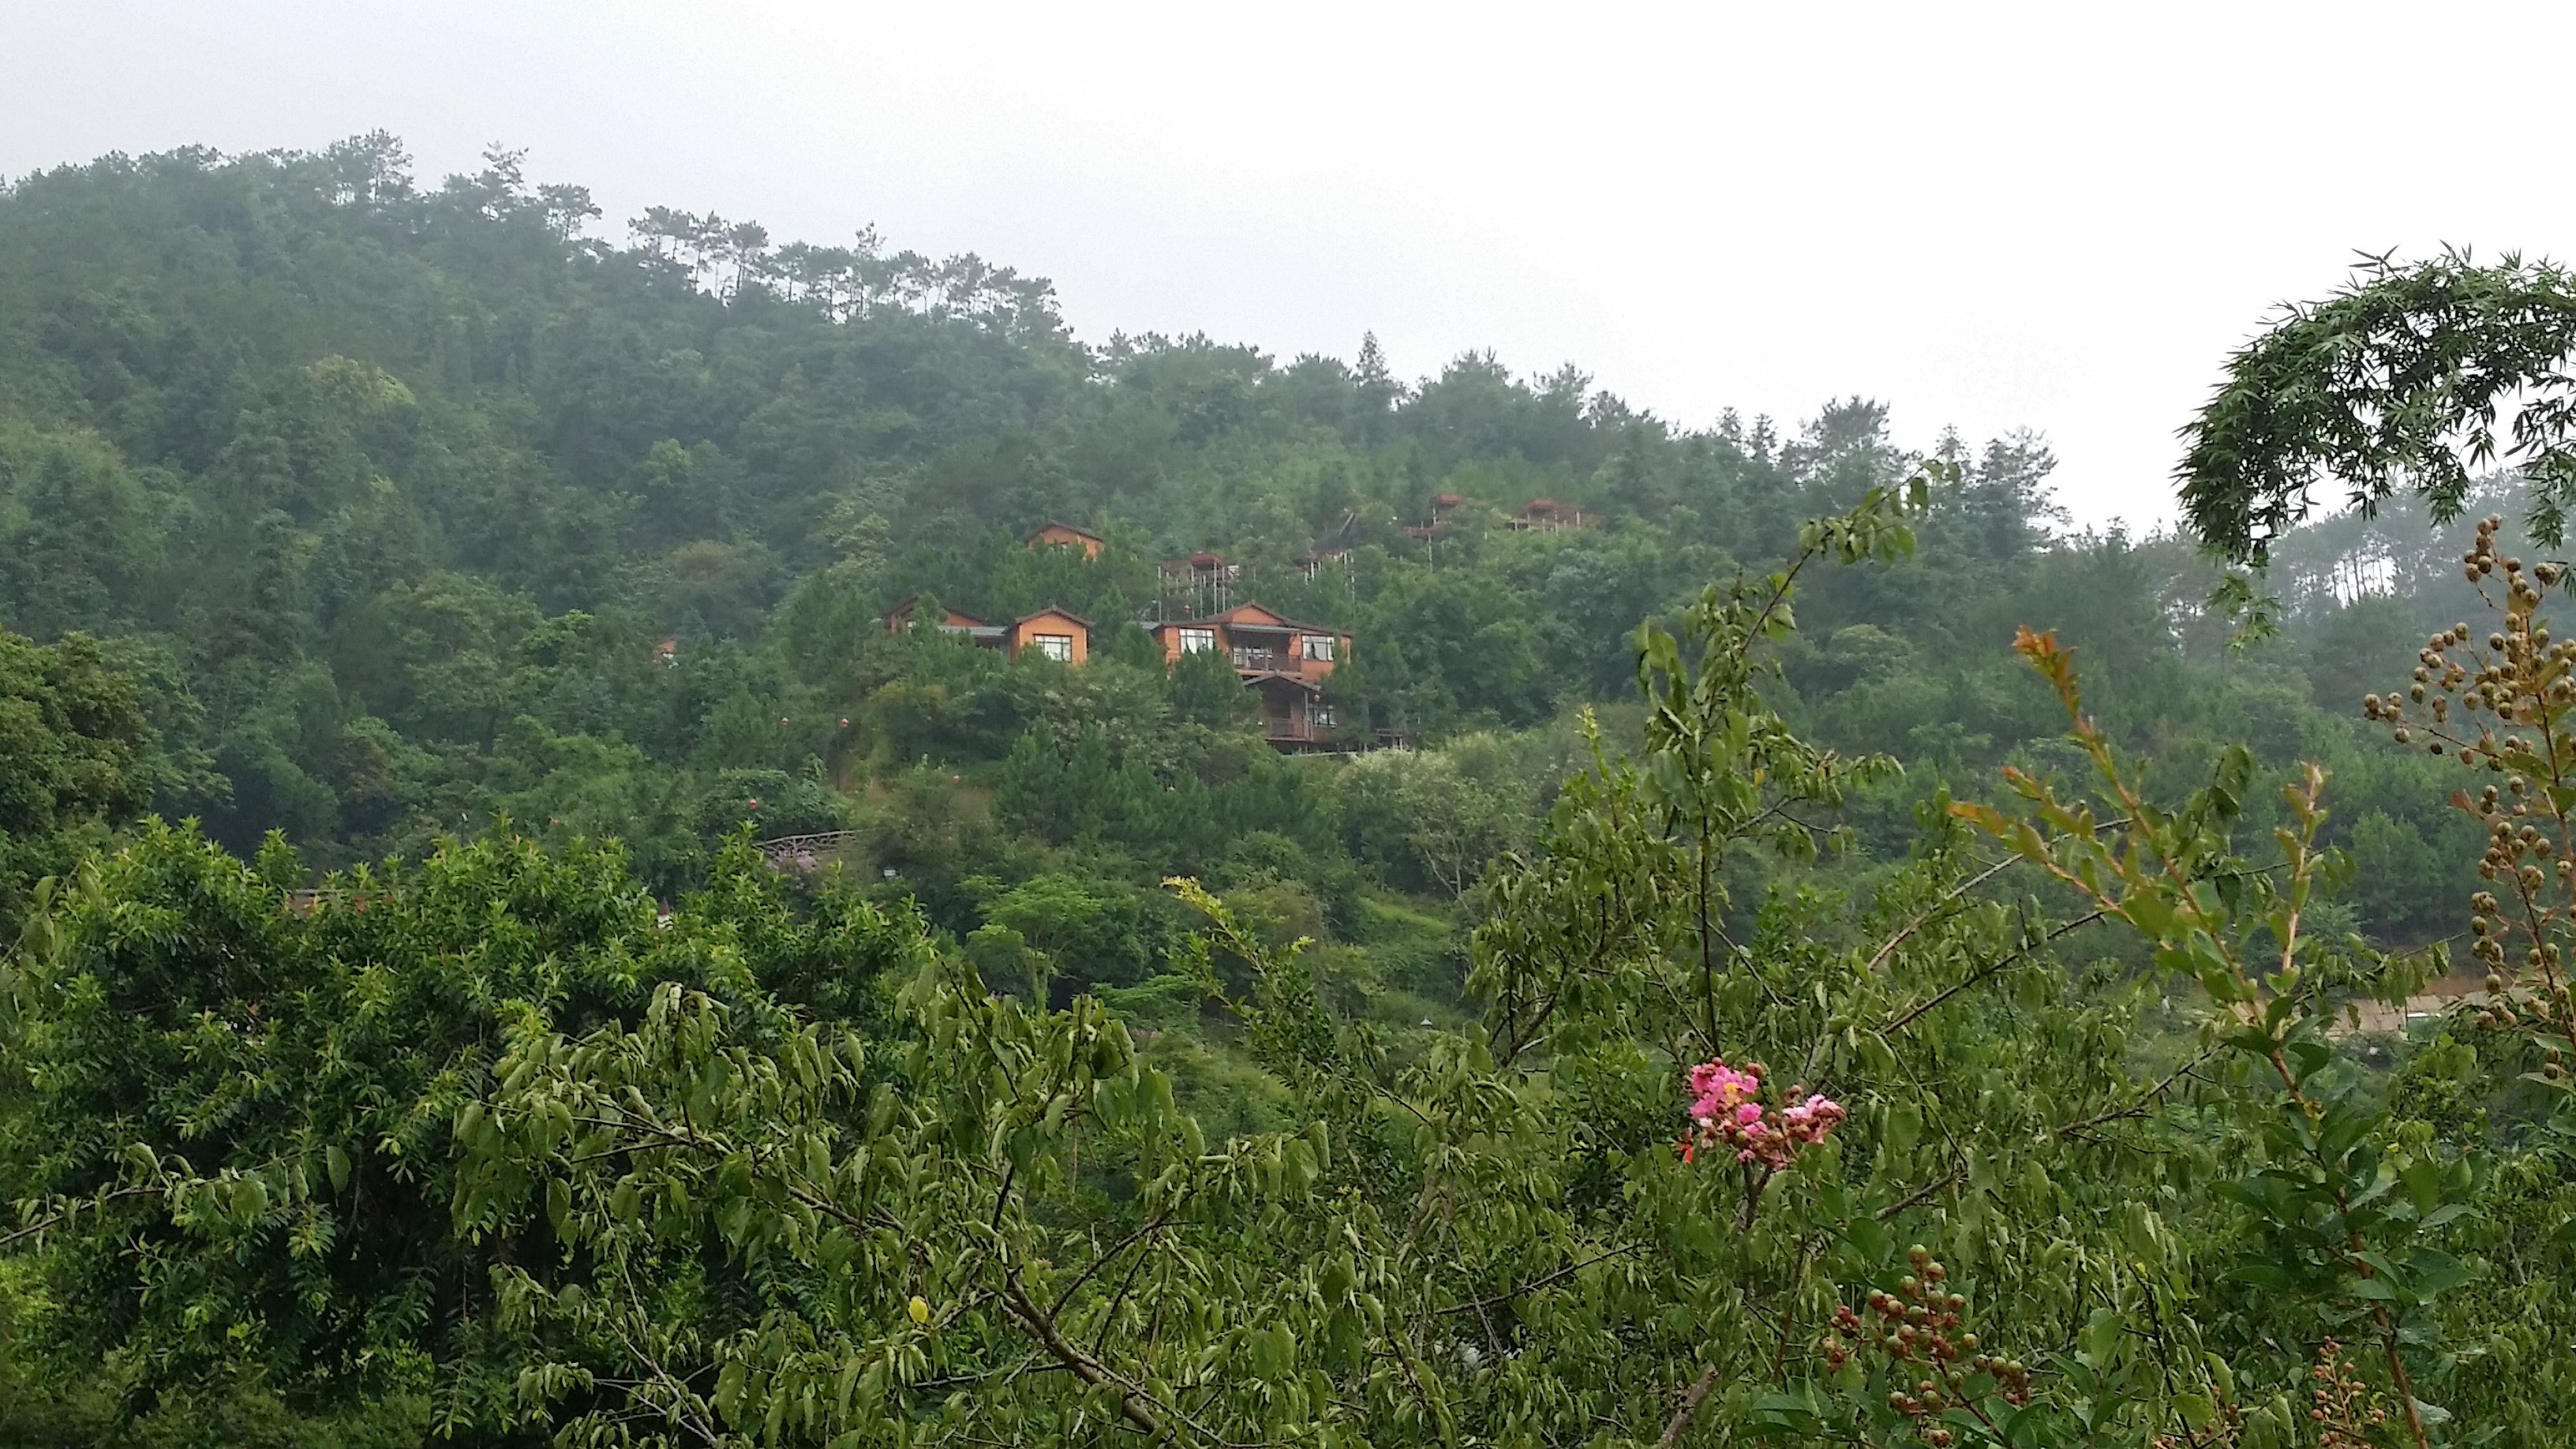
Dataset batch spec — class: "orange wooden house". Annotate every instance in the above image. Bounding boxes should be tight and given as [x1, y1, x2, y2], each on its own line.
[1023, 521, 1107, 559]
[881, 597, 1091, 664]
[1149, 601, 1351, 748]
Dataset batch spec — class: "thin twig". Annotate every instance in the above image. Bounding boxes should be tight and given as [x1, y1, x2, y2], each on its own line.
[1863, 855, 2022, 975]
[1052, 1211, 1178, 1318]
[1881, 909, 2108, 1037]
[1432, 1245, 1644, 1316]
[0, 1183, 169, 1249]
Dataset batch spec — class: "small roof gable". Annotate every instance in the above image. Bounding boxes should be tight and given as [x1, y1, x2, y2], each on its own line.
[1016, 605, 1093, 629]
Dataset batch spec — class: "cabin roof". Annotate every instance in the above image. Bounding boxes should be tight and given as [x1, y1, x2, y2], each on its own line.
[875, 593, 983, 626]
[1015, 605, 1093, 629]
[1151, 601, 1344, 637]
[882, 595, 990, 629]
[1024, 520, 1105, 545]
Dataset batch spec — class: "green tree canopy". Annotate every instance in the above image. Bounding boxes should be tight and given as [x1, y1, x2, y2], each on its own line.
[2181, 251, 2576, 563]
[0, 630, 159, 930]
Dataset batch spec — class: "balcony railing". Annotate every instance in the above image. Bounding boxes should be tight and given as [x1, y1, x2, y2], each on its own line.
[1264, 712, 1340, 741]
[1232, 646, 1331, 675]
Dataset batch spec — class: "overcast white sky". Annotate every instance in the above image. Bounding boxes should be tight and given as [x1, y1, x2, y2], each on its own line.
[6, 0, 2573, 526]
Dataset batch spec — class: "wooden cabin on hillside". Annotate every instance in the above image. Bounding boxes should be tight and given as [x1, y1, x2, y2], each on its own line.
[1509, 499, 1589, 531]
[881, 597, 1091, 665]
[1150, 601, 1351, 749]
[1158, 551, 1243, 616]
[1406, 492, 1467, 541]
[1023, 521, 1106, 559]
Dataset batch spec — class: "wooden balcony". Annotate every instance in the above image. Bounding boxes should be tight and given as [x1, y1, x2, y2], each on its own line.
[1260, 708, 1345, 750]
[1230, 645, 1332, 680]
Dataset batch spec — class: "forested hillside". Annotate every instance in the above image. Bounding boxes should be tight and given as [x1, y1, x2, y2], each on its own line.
[0, 135, 2506, 960]
[8, 140, 2575, 1449]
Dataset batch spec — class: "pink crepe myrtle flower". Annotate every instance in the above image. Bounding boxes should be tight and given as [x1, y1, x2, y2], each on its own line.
[1681, 1057, 1845, 1170]
[1687, 1059, 1762, 1121]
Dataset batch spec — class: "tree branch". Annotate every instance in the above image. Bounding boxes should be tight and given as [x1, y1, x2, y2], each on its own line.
[1863, 855, 2023, 975]
[0, 1182, 169, 1250]
[1655, 1358, 1727, 1447]
[1051, 1209, 1179, 1319]
[1002, 1269, 1163, 1436]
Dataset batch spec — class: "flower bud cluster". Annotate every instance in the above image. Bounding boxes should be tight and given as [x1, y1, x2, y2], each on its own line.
[1682, 1057, 1844, 1168]
[2362, 515, 2576, 1043]
[2308, 1339, 2388, 1448]
[1819, 1245, 2027, 1444]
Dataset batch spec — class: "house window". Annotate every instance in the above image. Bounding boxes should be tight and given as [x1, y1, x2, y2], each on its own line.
[1310, 702, 1336, 729]
[1178, 627, 1215, 654]
[1301, 634, 1335, 662]
[1032, 634, 1073, 662]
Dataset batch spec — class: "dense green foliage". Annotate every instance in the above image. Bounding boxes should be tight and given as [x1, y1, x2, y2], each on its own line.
[4, 138, 2576, 1448]
[0, 632, 162, 928]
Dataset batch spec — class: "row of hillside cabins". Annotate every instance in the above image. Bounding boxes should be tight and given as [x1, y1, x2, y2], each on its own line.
[878, 597, 1095, 665]
[878, 522, 1354, 749]
[1159, 526, 1356, 614]
[1159, 551, 1347, 617]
